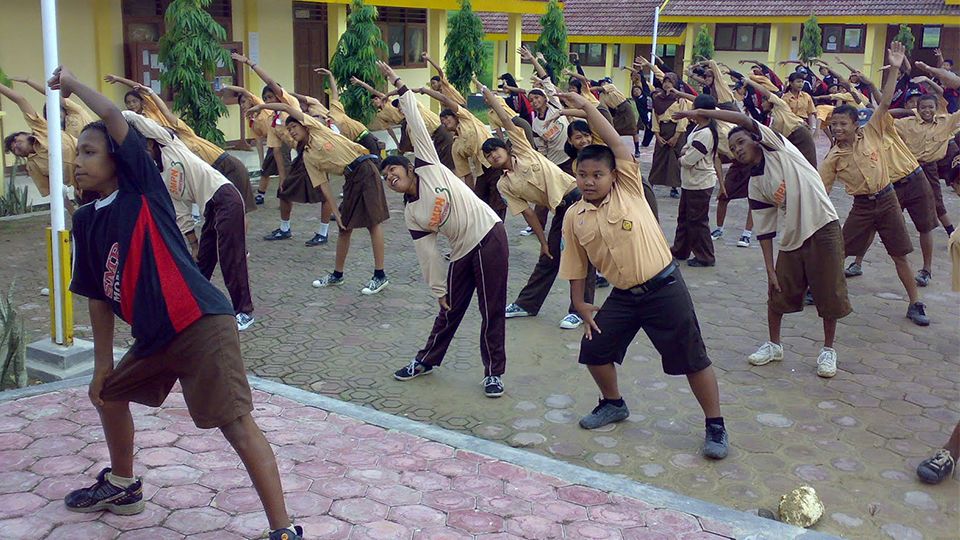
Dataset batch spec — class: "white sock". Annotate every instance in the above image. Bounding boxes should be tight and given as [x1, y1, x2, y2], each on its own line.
[280, 220, 291, 233]
[742, 230, 752, 238]
[106, 471, 136, 488]
[716, 225, 724, 232]
[318, 222, 330, 236]
[271, 524, 295, 533]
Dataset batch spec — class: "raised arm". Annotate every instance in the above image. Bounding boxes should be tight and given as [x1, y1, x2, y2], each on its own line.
[422, 53, 445, 79]
[246, 101, 303, 123]
[0, 83, 37, 117]
[314, 68, 339, 102]
[742, 76, 774, 99]
[222, 84, 255, 101]
[915, 61, 960, 90]
[135, 83, 179, 126]
[51, 67, 128, 143]
[418, 86, 460, 113]
[379, 61, 440, 164]
[520, 47, 548, 80]
[877, 42, 907, 116]
[557, 91, 631, 161]
[835, 57, 857, 74]
[351, 77, 385, 99]
[11, 78, 47, 96]
[102, 74, 140, 89]
[912, 76, 944, 96]
[674, 108, 756, 133]
[232, 52, 283, 99]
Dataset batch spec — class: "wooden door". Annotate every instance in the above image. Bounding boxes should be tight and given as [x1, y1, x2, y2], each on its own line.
[293, 3, 329, 104]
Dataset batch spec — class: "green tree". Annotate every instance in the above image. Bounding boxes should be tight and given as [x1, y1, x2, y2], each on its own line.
[445, 0, 486, 96]
[894, 24, 915, 55]
[330, 0, 387, 124]
[799, 15, 823, 64]
[692, 25, 714, 61]
[535, 0, 569, 81]
[158, 0, 232, 145]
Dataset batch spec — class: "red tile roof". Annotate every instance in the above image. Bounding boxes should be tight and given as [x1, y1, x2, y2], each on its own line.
[660, 0, 960, 17]
[479, 1, 685, 38]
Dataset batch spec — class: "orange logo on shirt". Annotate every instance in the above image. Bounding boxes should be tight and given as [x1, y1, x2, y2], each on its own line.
[773, 180, 786, 207]
[428, 195, 450, 228]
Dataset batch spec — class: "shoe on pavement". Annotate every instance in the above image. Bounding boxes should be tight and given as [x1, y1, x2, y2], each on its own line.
[579, 399, 630, 429]
[312, 273, 344, 288]
[394, 359, 434, 381]
[907, 302, 930, 326]
[483, 375, 504, 398]
[304, 234, 328, 246]
[519, 226, 534, 236]
[64, 468, 145, 515]
[748, 341, 784, 366]
[915, 268, 932, 287]
[596, 275, 610, 288]
[687, 258, 715, 267]
[236, 313, 255, 331]
[669, 188, 680, 199]
[361, 275, 389, 295]
[736, 235, 751, 248]
[254, 193, 265, 205]
[505, 303, 532, 318]
[710, 228, 724, 240]
[264, 228, 292, 241]
[844, 262, 863, 277]
[804, 289, 815, 305]
[703, 424, 729, 459]
[917, 449, 955, 485]
[817, 347, 837, 378]
[269, 526, 304, 540]
[559, 313, 584, 329]
[633, 150, 643, 158]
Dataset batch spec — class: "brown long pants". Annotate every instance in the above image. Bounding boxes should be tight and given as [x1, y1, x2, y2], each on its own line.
[515, 190, 596, 314]
[417, 223, 509, 376]
[671, 187, 715, 264]
[197, 185, 254, 315]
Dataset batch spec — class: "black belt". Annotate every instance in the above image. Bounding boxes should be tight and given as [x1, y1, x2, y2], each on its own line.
[854, 184, 893, 201]
[557, 187, 582, 210]
[894, 167, 923, 186]
[622, 262, 677, 296]
[344, 153, 380, 176]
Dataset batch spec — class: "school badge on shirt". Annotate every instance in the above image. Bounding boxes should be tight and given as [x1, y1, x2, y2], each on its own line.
[621, 220, 633, 231]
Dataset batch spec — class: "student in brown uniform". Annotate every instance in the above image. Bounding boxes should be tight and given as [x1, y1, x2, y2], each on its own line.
[10, 77, 95, 139]
[649, 74, 689, 199]
[0, 82, 85, 205]
[423, 52, 467, 106]
[741, 78, 818, 167]
[221, 84, 283, 206]
[783, 72, 818, 130]
[481, 88, 597, 330]
[377, 62, 508, 397]
[819, 41, 930, 327]
[556, 91, 728, 459]
[349, 77, 404, 150]
[419, 84, 491, 193]
[248, 101, 391, 295]
[593, 79, 640, 154]
[672, 94, 719, 267]
[314, 68, 383, 157]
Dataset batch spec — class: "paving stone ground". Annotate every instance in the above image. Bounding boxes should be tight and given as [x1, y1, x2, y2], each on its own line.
[1, 135, 958, 539]
[0, 378, 822, 539]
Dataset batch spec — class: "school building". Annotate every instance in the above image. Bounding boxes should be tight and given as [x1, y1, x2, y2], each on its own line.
[0, 0, 958, 150]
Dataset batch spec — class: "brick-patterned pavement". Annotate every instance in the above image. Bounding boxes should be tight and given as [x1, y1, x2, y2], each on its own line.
[0, 379, 826, 539]
[1, 135, 957, 538]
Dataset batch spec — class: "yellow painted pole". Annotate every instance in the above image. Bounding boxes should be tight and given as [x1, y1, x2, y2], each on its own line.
[682, 23, 696, 75]
[766, 23, 781, 70]
[506, 13, 522, 81]
[45, 228, 74, 345]
[244, 0, 260, 90]
[492, 38, 502, 87]
[604, 42, 615, 78]
[428, 9, 448, 113]
[328, 3, 347, 64]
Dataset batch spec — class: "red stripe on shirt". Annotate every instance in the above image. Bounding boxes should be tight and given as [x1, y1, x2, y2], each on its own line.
[141, 200, 202, 332]
[120, 202, 149, 322]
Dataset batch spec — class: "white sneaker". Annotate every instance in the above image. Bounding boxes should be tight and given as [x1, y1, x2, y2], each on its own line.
[236, 313, 255, 331]
[737, 235, 751, 248]
[505, 303, 532, 318]
[559, 313, 584, 329]
[519, 227, 534, 236]
[748, 341, 784, 366]
[817, 347, 837, 378]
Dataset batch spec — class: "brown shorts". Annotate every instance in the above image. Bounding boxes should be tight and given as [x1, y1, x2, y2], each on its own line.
[262, 145, 292, 177]
[938, 139, 959, 187]
[893, 168, 939, 234]
[770, 220, 852, 320]
[99, 315, 254, 429]
[339, 156, 389, 229]
[919, 160, 948, 218]
[277, 152, 326, 204]
[842, 186, 913, 258]
[720, 160, 752, 201]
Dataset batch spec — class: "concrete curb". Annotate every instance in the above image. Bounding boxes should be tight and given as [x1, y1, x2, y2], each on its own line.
[1, 375, 838, 540]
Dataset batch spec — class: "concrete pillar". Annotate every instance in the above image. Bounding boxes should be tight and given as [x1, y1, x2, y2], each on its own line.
[683, 23, 696, 75]
[767, 23, 781, 70]
[604, 41, 615, 78]
[328, 3, 347, 64]
[623, 43, 637, 89]
[429, 8, 447, 112]
[506, 13, 522, 81]
[492, 39, 502, 87]
[862, 24, 887, 83]
[93, 0, 122, 98]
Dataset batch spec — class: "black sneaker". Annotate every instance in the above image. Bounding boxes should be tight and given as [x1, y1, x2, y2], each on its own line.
[703, 424, 729, 459]
[64, 468, 145, 515]
[579, 399, 629, 429]
[596, 275, 610, 288]
[483, 375, 504, 398]
[844, 262, 863, 277]
[804, 289, 815, 305]
[255, 193, 265, 205]
[264, 228, 292, 241]
[917, 449, 955, 484]
[687, 258, 715, 267]
[907, 302, 930, 326]
[394, 359, 434, 381]
[304, 233, 328, 246]
[669, 188, 680, 199]
[269, 526, 304, 540]
[915, 268, 932, 287]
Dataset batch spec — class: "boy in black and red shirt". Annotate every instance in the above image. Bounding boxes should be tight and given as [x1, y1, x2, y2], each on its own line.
[49, 67, 302, 540]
